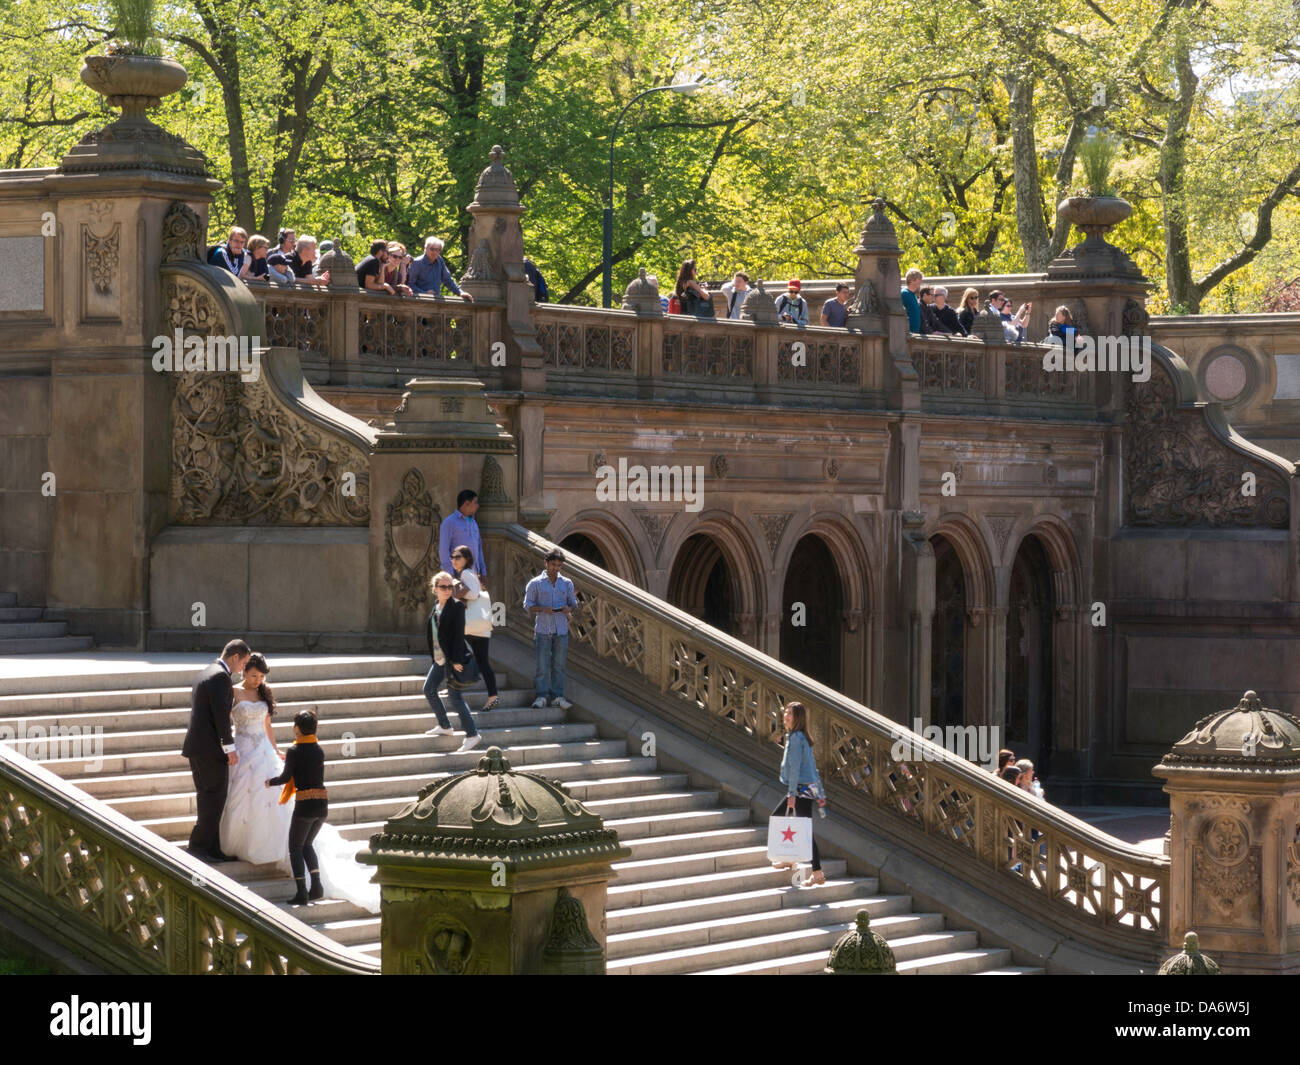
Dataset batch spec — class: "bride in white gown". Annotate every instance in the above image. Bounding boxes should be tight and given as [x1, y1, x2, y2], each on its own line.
[218, 654, 379, 914]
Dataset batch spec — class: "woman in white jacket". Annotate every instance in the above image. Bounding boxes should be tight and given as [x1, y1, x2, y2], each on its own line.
[451, 545, 499, 710]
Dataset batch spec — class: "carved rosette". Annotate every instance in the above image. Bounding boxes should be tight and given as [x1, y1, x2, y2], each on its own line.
[84, 224, 119, 294]
[384, 469, 441, 612]
[1193, 813, 1261, 925]
[1125, 365, 1290, 528]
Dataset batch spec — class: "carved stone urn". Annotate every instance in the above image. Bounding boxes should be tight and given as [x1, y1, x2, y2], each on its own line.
[62, 52, 207, 177]
[1056, 195, 1132, 243]
[80, 54, 187, 118]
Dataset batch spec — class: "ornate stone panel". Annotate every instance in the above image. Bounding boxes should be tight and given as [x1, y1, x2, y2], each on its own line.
[756, 513, 791, 555]
[1125, 366, 1290, 527]
[384, 469, 441, 611]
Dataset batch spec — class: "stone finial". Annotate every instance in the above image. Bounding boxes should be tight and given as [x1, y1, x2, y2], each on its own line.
[621, 267, 663, 317]
[470, 144, 520, 209]
[740, 281, 779, 325]
[1157, 932, 1222, 975]
[541, 886, 604, 974]
[855, 197, 900, 255]
[847, 279, 883, 318]
[970, 305, 1010, 344]
[461, 238, 497, 283]
[319, 240, 357, 291]
[1160, 690, 1300, 767]
[825, 910, 897, 974]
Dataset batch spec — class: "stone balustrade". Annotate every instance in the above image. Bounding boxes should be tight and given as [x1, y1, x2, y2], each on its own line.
[0, 745, 377, 975]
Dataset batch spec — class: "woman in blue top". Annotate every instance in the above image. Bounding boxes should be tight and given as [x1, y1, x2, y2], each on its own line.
[772, 701, 827, 886]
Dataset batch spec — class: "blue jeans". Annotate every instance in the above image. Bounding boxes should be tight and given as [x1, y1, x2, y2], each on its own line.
[534, 633, 568, 700]
[423, 661, 477, 736]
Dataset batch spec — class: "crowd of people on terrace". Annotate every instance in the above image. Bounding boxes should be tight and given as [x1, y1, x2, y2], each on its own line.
[205, 227, 550, 303]
[671, 258, 1080, 347]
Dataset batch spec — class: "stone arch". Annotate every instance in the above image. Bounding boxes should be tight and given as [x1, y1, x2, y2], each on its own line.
[776, 511, 873, 624]
[928, 514, 998, 730]
[554, 510, 645, 587]
[664, 511, 766, 643]
[1013, 514, 1083, 611]
[929, 513, 995, 615]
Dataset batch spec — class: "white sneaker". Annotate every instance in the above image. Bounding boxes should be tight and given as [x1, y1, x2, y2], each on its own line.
[530, 697, 548, 709]
[425, 726, 454, 737]
[552, 697, 573, 710]
[457, 734, 483, 753]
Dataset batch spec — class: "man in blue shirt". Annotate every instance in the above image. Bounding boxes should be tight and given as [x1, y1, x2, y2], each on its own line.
[440, 490, 485, 578]
[523, 549, 578, 709]
[900, 268, 923, 333]
[820, 283, 851, 327]
[408, 236, 476, 302]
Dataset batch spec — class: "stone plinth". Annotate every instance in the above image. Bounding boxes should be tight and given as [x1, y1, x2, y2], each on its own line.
[360, 746, 629, 974]
[368, 378, 518, 633]
[1153, 690, 1300, 974]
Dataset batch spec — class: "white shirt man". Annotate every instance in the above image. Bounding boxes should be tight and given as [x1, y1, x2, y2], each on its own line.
[720, 271, 750, 319]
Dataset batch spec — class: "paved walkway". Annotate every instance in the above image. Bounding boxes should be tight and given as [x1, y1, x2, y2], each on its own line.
[1064, 805, 1169, 854]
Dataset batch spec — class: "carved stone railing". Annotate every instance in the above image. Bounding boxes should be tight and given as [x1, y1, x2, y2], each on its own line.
[664, 319, 755, 380]
[912, 335, 1086, 408]
[0, 744, 377, 974]
[496, 524, 1169, 963]
[534, 305, 636, 373]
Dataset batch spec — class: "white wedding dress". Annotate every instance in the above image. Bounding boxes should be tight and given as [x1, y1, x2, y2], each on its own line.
[219, 699, 379, 914]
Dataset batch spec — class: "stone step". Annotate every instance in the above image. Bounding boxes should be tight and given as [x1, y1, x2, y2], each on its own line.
[611, 844, 774, 885]
[64, 723, 603, 796]
[0, 608, 43, 622]
[607, 860, 850, 908]
[607, 894, 912, 960]
[620, 826, 768, 862]
[0, 655, 426, 696]
[0, 683, 529, 725]
[693, 936, 1005, 976]
[0, 636, 95, 655]
[607, 879, 890, 933]
[603, 807, 752, 840]
[0, 621, 68, 639]
[974, 965, 1045, 975]
[896, 948, 1017, 974]
[608, 914, 971, 975]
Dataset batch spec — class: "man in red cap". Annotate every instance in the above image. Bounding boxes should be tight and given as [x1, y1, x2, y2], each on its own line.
[775, 278, 808, 326]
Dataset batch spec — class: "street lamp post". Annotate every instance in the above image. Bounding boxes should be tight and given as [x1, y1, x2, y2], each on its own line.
[602, 81, 702, 308]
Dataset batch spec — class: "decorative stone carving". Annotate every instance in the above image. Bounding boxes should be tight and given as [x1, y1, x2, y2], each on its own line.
[440, 396, 464, 414]
[1043, 463, 1058, 486]
[986, 514, 1017, 558]
[170, 368, 371, 527]
[479, 455, 511, 505]
[711, 454, 729, 479]
[163, 275, 224, 336]
[589, 450, 609, 476]
[634, 510, 674, 554]
[543, 887, 601, 954]
[1122, 298, 1149, 337]
[824, 458, 840, 481]
[84, 225, 119, 295]
[161, 201, 205, 264]
[621, 267, 663, 317]
[384, 469, 441, 612]
[460, 238, 496, 283]
[87, 200, 113, 223]
[740, 281, 779, 325]
[755, 513, 791, 554]
[1125, 366, 1290, 528]
[841, 608, 863, 634]
[848, 280, 883, 317]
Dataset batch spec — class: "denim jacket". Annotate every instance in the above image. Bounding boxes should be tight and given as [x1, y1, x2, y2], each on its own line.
[780, 729, 822, 798]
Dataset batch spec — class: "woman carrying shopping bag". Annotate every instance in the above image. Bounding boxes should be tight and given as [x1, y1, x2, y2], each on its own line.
[771, 701, 827, 886]
[450, 545, 499, 710]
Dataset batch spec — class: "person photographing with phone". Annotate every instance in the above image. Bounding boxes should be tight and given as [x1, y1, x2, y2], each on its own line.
[523, 549, 578, 710]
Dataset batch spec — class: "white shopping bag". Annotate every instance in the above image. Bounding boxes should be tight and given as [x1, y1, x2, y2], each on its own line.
[766, 815, 814, 863]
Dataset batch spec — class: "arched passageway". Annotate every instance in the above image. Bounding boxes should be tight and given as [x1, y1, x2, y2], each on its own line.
[668, 534, 738, 637]
[930, 535, 966, 729]
[559, 533, 607, 570]
[779, 535, 843, 690]
[1006, 534, 1055, 774]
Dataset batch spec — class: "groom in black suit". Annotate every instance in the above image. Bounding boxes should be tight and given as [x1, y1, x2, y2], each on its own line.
[182, 639, 251, 863]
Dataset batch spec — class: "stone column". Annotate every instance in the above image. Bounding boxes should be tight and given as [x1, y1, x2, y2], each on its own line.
[621, 268, 663, 400]
[850, 199, 917, 411]
[362, 746, 629, 974]
[15, 53, 220, 645]
[1153, 691, 1300, 974]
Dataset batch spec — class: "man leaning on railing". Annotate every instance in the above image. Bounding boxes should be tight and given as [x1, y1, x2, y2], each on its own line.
[408, 236, 475, 303]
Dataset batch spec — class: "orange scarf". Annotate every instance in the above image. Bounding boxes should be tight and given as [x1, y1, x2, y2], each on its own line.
[277, 734, 318, 805]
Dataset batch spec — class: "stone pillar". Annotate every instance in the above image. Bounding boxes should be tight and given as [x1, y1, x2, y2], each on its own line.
[622, 268, 663, 400]
[1153, 691, 1300, 974]
[361, 746, 630, 975]
[3, 52, 220, 645]
[368, 379, 518, 633]
[851, 199, 917, 411]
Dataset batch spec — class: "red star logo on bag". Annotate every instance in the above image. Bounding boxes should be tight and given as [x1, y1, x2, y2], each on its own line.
[781, 826, 796, 842]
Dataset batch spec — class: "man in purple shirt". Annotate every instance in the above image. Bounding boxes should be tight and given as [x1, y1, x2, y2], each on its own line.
[523, 549, 578, 709]
[439, 490, 485, 579]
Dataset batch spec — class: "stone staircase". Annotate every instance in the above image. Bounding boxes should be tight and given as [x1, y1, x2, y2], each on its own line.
[0, 592, 94, 654]
[0, 653, 1041, 974]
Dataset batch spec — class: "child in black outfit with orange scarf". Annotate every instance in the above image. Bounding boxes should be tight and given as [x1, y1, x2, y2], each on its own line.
[265, 710, 328, 906]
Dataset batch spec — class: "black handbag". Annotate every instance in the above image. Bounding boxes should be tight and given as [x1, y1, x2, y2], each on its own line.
[446, 648, 480, 691]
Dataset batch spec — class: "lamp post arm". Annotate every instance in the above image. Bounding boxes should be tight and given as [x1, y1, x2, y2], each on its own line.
[607, 84, 681, 208]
